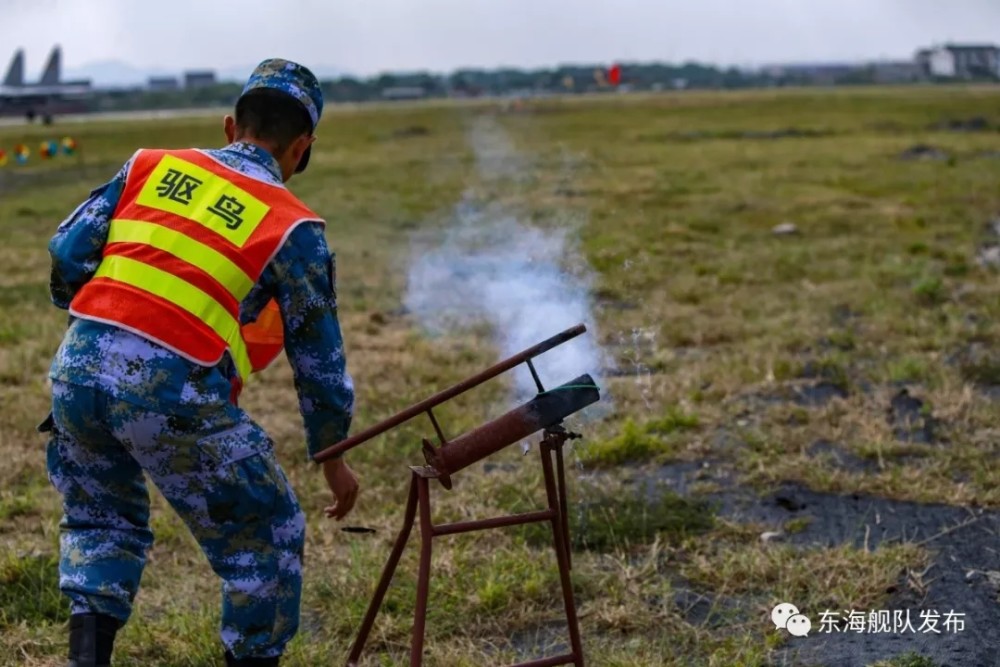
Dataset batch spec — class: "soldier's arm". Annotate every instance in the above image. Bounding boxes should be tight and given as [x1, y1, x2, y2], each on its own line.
[255, 222, 355, 460]
[47, 158, 132, 309]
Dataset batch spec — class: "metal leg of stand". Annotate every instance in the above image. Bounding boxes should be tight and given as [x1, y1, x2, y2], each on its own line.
[554, 441, 572, 571]
[410, 476, 434, 666]
[540, 441, 586, 667]
[345, 473, 419, 667]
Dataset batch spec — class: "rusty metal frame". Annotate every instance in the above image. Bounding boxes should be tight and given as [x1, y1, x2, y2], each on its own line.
[325, 324, 598, 666]
[312, 324, 587, 463]
[344, 426, 585, 667]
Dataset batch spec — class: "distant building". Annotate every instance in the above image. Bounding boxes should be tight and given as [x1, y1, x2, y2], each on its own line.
[148, 76, 180, 92]
[922, 44, 1000, 79]
[184, 70, 217, 89]
[915, 49, 933, 76]
[871, 61, 925, 84]
[762, 63, 858, 85]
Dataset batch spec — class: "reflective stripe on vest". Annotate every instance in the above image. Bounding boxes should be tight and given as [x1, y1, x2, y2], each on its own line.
[69, 148, 324, 380]
[107, 219, 254, 298]
[92, 254, 253, 378]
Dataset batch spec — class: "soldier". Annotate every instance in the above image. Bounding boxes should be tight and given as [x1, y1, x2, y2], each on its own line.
[44, 59, 358, 667]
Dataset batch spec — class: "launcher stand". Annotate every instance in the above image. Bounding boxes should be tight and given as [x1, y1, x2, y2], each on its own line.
[345, 425, 585, 667]
[315, 325, 599, 666]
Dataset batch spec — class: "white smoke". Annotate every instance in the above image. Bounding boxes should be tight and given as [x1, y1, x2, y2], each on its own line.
[404, 116, 614, 401]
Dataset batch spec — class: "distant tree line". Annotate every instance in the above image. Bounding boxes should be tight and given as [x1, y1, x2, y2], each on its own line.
[85, 59, 968, 113]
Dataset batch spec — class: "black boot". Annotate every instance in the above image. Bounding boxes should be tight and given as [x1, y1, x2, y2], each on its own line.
[67, 613, 121, 667]
[224, 651, 280, 666]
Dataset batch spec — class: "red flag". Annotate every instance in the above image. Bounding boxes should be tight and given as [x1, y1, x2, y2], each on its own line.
[609, 64, 622, 86]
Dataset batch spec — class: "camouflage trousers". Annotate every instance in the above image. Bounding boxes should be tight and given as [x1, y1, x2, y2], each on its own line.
[46, 381, 306, 659]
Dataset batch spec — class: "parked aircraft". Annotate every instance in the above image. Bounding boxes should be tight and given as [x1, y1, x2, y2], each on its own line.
[0, 46, 92, 123]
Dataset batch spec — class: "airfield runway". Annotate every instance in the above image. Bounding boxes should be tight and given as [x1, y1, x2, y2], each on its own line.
[0, 106, 229, 127]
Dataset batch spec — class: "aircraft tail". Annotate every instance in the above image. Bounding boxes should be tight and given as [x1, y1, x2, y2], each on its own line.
[3, 49, 25, 87]
[39, 46, 61, 85]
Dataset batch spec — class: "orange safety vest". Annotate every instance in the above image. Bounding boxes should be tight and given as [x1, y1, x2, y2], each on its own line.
[70, 148, 324, 384]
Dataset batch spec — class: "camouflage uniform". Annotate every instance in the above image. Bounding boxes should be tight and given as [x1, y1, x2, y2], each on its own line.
[46, 62, 351, 661]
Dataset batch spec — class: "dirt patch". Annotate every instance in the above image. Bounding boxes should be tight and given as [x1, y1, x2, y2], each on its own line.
[887, 389, 940, 445]
[795, 381, 849, 407]
[948, 343, 1000, 399]
[739, 128, 835, 140]
[672, 586, 760, 627]
[642, 460, 1000, 667]
[633, 460, 729, 497]
[930, 117, 993, 133]
[748, 380, 850, 410]
[976, 246, 1000, 269]
[975, 216, 1000, 270]
[767, 488, 1000, 667]
[652, 127, 837, 143]
[806, 440, 878, 474]
[897, 145, 951, 162]
[501, 622, 569, 662]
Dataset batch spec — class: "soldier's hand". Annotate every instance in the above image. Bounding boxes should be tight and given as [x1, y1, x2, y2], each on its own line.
[322, 458, 359, 520]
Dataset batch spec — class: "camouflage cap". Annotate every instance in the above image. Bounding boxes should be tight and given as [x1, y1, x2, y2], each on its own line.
[241, 58, 323, 130]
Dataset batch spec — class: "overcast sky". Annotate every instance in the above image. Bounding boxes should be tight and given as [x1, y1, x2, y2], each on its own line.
[3, 0, 999, 79]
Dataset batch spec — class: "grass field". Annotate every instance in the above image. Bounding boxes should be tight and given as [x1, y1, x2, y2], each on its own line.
[1, 86, 1000, 666]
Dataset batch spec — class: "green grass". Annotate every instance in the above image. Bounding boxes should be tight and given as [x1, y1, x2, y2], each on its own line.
[578, 406, 700, 466]
[578, 418, 676, 466]
[518, 481, 715, 553]
[0, 553, 66, 628]
[572, 487, 715, 552]
[647, 405, 701, 434]
[2, 86, 999, 664]
[869, 653, 940, 667]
